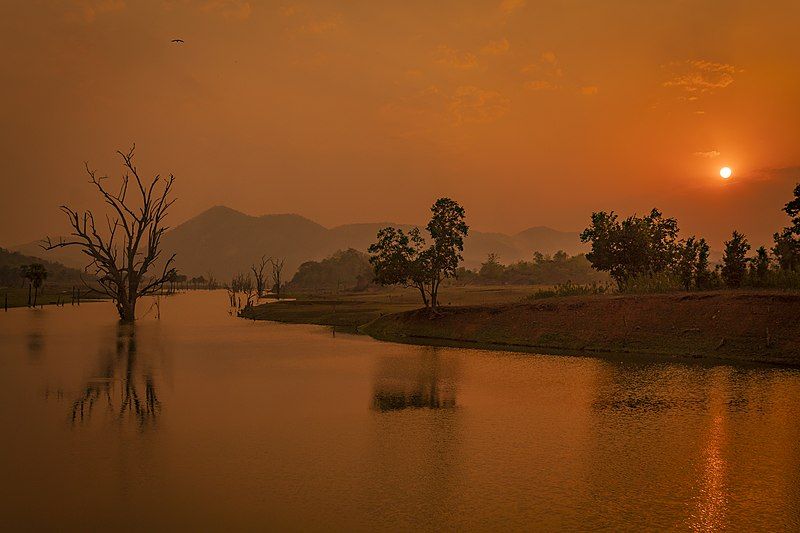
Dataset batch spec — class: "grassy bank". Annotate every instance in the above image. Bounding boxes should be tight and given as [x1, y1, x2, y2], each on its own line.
[361, 291, 800, 366]
[241, 285, 551, 328]
[1, 287, 107, 309]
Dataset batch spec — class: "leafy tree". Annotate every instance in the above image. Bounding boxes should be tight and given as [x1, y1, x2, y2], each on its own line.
[694, 238, 712, 289]
[772, 183, 800, 271]
[580, 208, 679, 288]
[20, 263, 47, 307]
[479, 253, 505, 281]
[675, 237, 700, 290]
[369, 198, 468, 310]
[750, 245, 770, 284]
[721, 231, 750, 288]
[19, 265, 32, 306]
[289, 249, 373, 292]
[785, 183, 800, 227]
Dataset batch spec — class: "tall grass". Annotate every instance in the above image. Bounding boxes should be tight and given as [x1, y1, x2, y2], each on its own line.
[529, 281, 613, 299]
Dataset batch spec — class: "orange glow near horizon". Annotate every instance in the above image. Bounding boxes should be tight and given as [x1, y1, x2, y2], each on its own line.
[0, 1, 799, 250]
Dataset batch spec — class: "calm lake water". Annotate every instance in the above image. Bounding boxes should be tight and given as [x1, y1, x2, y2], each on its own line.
[1, 291, 799, 531]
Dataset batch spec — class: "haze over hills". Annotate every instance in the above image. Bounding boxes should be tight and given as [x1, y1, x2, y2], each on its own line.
[12, 205, 586, 280]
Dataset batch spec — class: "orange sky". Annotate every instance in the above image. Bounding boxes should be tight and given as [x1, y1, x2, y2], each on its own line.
[2, 0, 799, 249]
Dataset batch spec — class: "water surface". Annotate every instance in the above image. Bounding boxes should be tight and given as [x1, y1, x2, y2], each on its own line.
[1, 291, 799, 531]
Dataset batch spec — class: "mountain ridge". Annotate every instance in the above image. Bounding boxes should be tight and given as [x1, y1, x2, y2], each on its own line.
[12, 205, 586, 280]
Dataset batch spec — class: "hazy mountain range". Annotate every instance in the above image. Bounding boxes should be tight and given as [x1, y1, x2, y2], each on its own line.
[11, 205, 585, 280]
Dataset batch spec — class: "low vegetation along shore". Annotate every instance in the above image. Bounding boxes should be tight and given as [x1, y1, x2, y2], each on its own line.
[246, 289, 800, 367]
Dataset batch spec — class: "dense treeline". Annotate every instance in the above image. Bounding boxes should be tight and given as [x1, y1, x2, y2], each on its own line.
[580, 183, 800, 292]
[0, 248, 85, 288]
[288, 248, 374, 292]
[454, 251, 608, 286]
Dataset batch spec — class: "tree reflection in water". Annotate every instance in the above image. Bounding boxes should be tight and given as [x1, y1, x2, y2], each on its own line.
[71, 323, 161, 429]
[371, 346, 457, 411]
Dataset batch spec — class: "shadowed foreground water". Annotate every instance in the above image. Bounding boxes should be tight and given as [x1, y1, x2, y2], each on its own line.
[1, 291, 799, 531]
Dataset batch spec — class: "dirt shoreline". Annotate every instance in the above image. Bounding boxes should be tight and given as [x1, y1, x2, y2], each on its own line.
[359, 291, 800, 367]
[244, 290, 800, 367]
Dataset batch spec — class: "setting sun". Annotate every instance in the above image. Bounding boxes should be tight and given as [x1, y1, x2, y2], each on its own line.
[720, 167, 732, 179]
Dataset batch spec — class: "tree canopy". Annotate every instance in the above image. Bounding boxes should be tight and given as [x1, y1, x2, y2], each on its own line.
[369, 198, 468, 310]
[580, 208, 679, 287]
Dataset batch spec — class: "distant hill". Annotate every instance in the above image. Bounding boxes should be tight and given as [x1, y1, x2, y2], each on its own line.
[157, 206, 585, 281]
[11, 239, 87, 270]
[0, 247, 87, 288]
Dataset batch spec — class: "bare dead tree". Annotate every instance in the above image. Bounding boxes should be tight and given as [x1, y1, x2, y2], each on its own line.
[270, 257, 285, 300]
[251, 255, 270, 298]
[44, 146, 177, 322]
[242, 276, 256, 309]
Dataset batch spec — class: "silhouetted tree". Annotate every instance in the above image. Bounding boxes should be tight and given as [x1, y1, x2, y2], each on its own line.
[479, 252, 505, 281]
[19, 265, 32, 306]
[174, 273, 187, 290]
[772, 229, 799, 271]
[251, 255, 270, 298]
[694, 238, 712, 289]
[288, 249, 373, 292]
[580, 208, 679, 288]
[241, 275, 256, 308]
[229, 272, 252, 307]
[19, 264, 48, 307]
[772, 183, 800, 271]
[675, 237, 700, 290]
[751, 246, 771, 284]
[369, 198, 468, 310]
[721, 231, 750, 288]
[45, 146, 176, 322]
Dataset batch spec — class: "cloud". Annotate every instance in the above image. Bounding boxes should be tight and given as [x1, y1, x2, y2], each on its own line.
[522, 51, 568, 91]
[525, 80, 559, 91]
[382, 85, 508, 127]
[200, 0, 252, 19]
[298, 14, 342, 34]
[434, 45, 479, 70]
[541, 51, 557, 65]
[280, 5, 342, 35]
[580, 85, 598, 96]
[663, 59, 742, 94]
[64, 0, 125, 23]
[481, 38, 510, 56]
[280, 4, 297, 17]
[500, 0, 526, 14]
[522, 51, 563, 78]
[449, 86, 509, 123]
[694, 150, 721, 158]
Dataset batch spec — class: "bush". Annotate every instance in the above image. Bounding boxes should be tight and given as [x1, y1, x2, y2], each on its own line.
[744, 268, 800, 290]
